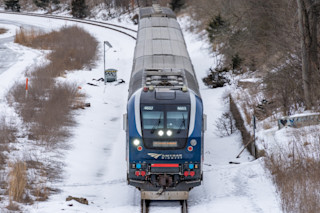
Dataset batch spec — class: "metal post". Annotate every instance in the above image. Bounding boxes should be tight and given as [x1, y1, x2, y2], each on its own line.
[25, 78, 28, 99]
[252, 115, 256, 158]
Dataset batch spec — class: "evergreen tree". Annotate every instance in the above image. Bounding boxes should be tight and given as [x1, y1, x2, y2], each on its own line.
[33, 0, 49, 9]
[33, 0, 60, 10]
[4, 0, 21, 12]
[206, 14, 229, 48]
[170, 0, 185, 12]
[71, 0, 89, 19]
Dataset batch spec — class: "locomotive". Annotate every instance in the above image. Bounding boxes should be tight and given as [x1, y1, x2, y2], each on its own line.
[123, 4, 206, 207]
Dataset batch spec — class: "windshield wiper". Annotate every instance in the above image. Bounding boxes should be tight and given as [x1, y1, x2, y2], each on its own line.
[177, 114, 186, 134]
[151, 113, 162, 134]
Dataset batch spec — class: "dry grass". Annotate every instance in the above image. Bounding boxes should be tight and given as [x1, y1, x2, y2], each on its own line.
[265, 128, 320, 213]
[8, 161, 27, 203]
[8, 26, 97, 146]
[14, 28, 45, 46]
[242, 105, 252, 126]
[0, 116, 17, 170]
[262, 122, 272, 130]
[2, 25, 98, 206]
[15, 26, 98, 71]
[31, 83, 80, 145]
[6, 201, 20, 211]
[0, 28, 8, 34]
[0, 116, 17, 145]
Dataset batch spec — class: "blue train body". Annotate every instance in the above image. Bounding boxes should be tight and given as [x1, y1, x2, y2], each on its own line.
[124, 5, 206, 200]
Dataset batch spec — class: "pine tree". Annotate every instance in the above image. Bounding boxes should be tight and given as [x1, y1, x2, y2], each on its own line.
[33, 0, 49, 9]
[71, 0, 89, 19]
[170, 0, 185, 12]
[33, 0, 60, 11]
[4, 0, 21, 12]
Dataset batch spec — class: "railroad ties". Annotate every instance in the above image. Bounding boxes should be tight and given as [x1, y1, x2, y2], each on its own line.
[141, 199, 188, 213]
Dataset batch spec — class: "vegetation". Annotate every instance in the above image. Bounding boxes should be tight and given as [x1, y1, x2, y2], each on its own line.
[1, 26, 98, 208]
[189, 1, 320, 212]
[33, 0, 60, 10]
[71, 0, 89, 18]
[0, 28, 7, 34]
[169, 0, 185, 12]
[1, 0, 185, 15]
[188, 0, 320, 113]
[4, 0, 20, 11]
[264, 127, 320, 213]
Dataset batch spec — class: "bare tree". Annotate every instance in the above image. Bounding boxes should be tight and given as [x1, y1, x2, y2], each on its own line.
[296, 0, 320, 109]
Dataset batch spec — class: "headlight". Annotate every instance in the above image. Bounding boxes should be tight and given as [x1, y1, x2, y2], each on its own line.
[190, 139, 197, 146]
[166, 130, 173, 136]
[158, 130, 164, 136]
[133, 139, 140, 146]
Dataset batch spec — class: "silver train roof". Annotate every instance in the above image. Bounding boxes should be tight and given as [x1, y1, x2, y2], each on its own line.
[128, 5, 200, 98]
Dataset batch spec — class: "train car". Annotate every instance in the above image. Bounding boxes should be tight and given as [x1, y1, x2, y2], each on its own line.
[123, 4, 206, 210]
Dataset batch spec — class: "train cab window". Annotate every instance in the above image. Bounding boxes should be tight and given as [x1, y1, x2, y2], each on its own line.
[167, 111, 188, 130]
[142, 110, 164, 130]
[141, 105, 189, 132]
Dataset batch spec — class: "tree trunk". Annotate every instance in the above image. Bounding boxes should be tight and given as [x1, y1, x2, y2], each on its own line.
[296, 0, 319, 109]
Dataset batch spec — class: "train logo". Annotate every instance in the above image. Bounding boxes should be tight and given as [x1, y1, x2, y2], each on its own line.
[147, 153, 163, 159]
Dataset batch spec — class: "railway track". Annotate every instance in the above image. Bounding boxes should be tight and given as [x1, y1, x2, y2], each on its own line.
[0, 11, 137, 40]
[141, 200, 188, 213]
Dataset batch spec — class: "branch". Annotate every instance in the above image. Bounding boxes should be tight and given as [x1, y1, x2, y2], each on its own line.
[312, 0, 320, 7]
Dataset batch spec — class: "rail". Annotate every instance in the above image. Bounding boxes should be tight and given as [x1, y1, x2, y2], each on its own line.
[0, 11, 137, 40]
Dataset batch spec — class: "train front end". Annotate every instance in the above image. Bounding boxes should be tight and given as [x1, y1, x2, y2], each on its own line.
[125, 87, 204, 200]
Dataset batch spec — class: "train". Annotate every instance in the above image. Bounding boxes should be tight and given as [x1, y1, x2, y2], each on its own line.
[123, 4, 206, 208]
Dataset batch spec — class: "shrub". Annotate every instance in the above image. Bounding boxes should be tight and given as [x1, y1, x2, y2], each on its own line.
[0, 28, 8, 34]
[202, 68, 230, 88]
[4, 0, 20, 12]
[8, 161, 27, 203]
[215, 112, 236, 137]
[71, 0, 89, 19]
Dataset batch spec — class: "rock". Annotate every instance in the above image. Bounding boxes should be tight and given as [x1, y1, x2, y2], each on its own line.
[66, 196, 89, 205]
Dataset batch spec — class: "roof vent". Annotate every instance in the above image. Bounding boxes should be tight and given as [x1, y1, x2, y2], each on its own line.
[152, 4, 162, 14]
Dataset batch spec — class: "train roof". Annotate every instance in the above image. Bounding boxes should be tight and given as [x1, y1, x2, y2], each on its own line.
[139, 5, 176, 19]
[129, 5, 200, 98]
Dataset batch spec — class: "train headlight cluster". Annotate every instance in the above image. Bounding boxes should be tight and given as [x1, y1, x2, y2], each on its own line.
[157, 130, 173, 137]
[133, 139, 140, 146]
[190, 139, 197, 146]
[158, 130, 164, 136]
[132, 139, 143, 151]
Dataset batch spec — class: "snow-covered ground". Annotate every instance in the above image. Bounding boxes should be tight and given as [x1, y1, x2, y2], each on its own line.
[0, 13, 281, 212]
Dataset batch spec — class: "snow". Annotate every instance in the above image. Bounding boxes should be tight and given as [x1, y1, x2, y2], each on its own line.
[239, 78, 261, 83]
[0, 12, 281, 212]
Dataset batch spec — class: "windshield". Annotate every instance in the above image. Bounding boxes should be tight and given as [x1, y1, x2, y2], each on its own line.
[167, 111, 188, 130]
[141, 105, 189, 132]
[142, 111, 164, 130]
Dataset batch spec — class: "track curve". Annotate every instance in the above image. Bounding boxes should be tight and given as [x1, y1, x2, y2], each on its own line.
[0, 11, 137, 40]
